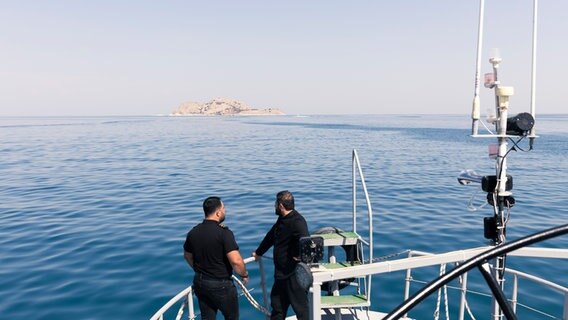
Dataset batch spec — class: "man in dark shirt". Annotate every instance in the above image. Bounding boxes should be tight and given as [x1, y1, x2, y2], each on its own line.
[253, 190, 310, 320]
[183, 196, 249, 320]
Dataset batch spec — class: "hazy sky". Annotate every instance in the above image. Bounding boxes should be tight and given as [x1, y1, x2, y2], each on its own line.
[1, 1, 566, 116]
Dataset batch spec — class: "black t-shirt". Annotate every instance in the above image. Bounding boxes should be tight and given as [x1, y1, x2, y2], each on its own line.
[183, 219, 239, 279]
[255, 210, 309, 279]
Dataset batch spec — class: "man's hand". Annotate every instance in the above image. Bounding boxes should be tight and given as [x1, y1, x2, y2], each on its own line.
[252, 251, 260, 260]
[241, 273, 250, 286]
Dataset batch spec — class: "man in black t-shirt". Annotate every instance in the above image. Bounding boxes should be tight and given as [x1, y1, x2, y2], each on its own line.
[183, 196, 249, 320]
[253, 190, 309, 320]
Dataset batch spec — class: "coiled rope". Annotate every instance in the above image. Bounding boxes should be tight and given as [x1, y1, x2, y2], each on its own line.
[232, 275, 271, 316]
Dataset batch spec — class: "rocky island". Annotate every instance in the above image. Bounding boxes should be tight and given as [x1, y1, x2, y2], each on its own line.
[170, 98, 285, 116]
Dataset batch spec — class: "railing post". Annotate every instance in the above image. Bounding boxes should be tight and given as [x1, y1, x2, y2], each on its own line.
[404, 266, 412, 320]
[352, 150, 357, 233]
[311, 282, 322, 320]
[404, 268, 411, 301]
[353, 149, 374, 300]
[563, 292, 568, 320]
[511, 274, 518, 314]
[458, 272, 468, 320]
[188, 288, 195, 320]
[403, 251, 413, 303]
[258, 258, 270, 320]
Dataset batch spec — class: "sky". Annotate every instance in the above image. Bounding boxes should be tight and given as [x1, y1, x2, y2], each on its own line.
[1, 0, 566, 116]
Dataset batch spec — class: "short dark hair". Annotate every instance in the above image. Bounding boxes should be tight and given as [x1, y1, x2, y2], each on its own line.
[276, 190, 294, 210]
[203, 196, 222, 217]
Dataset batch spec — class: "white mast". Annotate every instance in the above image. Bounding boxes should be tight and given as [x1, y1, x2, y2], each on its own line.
[471, 0, 485, 136]
[529, 0, 539, 148]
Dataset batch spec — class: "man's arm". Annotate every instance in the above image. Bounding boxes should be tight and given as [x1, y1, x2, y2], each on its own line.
[227, 250, 249, 285]
[295, 215, 309, 238]
[184, 250, 194, 269]
[254, 224, 276, 257]
[292, 215, 310, 261]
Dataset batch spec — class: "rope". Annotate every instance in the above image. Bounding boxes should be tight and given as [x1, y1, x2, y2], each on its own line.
[434, 264, 450, 320]
[368, 249, 411, 263]
[434, 264, 443, 320]
[232, 275, 271, 316]
[456, 273, 477, 320]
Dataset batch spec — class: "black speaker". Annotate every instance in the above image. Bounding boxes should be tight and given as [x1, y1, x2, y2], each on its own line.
[484, 217, 497, 240]
[482, 175, 513, 192]
[507, 112, 535, 136]
[299, 236, 324, 264]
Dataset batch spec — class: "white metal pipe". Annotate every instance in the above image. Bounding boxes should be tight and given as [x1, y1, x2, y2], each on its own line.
[404, 267, 412, 301]
[258, 258, 270, 320]
[311, 282, 322, 320]
[507, 268, 568, 293]
[508, 247, 568, 259]
[529, 0, 539, 137]
[352, 150, 357, 233]
[312, 246, 568, 284]
[512, 275, 518, 313]
[354, 151, 374, 300]
[564, 293, 568, 320]
[150, 287, 194, 320]
[458, 272, 468, 320]
[471, 0, 486, 135]
[188, 289, 195, 320]
[354, 152, 373, 259]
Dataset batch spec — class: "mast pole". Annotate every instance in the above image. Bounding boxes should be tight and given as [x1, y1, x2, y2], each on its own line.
[489, 51, 511, 320]
[468, 2, 539, 319]
[529, 0, 539, 148]
[471, 0, 486, 136]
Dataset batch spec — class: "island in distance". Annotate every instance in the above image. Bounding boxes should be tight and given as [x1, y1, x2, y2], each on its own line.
[170, 98, 285, 116]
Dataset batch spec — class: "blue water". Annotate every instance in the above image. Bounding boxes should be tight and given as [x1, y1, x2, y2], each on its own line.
[1, 115, 566, 320]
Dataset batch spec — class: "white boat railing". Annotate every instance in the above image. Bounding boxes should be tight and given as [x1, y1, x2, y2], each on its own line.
[307, 246, 568, 320]
[151, 246, 568, 320]
[150, 256, 267, 320]
[149, 285, 194, 320]
[404, 248, 568, 320]
[352, 149, 374, 302]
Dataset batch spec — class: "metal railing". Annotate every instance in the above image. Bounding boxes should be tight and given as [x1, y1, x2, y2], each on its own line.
[404, 249, 568, 320]
[352, 149, 374, 300]
[150, 256, 269, 320]
[385, 223, 568, 320]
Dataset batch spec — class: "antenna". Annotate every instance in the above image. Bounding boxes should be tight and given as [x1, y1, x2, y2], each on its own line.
[471, 0, 485, 136]
[529, 0, 539, 149]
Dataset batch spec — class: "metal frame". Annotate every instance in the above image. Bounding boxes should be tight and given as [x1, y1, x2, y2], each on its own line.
[383, 223, 568, 320]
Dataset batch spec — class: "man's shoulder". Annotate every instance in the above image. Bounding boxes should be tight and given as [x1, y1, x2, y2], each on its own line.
[218, 223, 234, 232]
[292, 210, 307, 221]
[193, 221, 233, 231]
[187, 221, 210, 236]
[188, 221, 204, 231]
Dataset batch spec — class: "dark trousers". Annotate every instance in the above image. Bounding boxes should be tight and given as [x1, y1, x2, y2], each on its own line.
[270, 276, 309, 320]
[193, 274, 239, 320]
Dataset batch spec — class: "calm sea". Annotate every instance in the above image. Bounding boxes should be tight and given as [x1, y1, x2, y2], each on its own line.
[1, 114, 567, 320]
